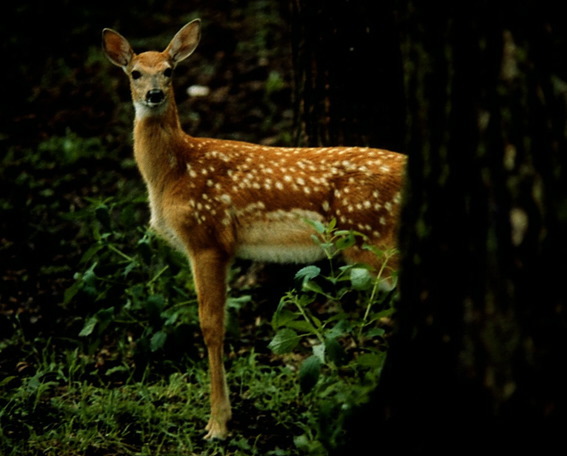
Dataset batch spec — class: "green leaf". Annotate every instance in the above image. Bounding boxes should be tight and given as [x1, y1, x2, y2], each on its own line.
[163, 309, 180, 326]
[122, 260, 138, 278]
[294, 265, 321, 282]
[81, 262, 98, 297]
[0, 376, 16, 388]
[324, 337, 346, 366]
[272, 307, 295, 329]
[79, 315, 98, 337]
[268, 328, 299, 354]
[273, 293, 312, 329]
[79, 243, 104, 265]
[227, 294, 252, 310]
[294, 434, 326, 454]
[284, 319, 318, 334]
[150, 330, 167, 352]
[327, 218, 337, 231]
[326, 319, 351, 339]
[350, 267, 373, 291]
[80, 307, 115, 336]
[302, 280, 325, 295]
[105, 365, 129, 377]
[304, 218, 326, 234]
[356, 352, 386, 369]
[312, 343, 325, 364]
[334, 232, 357, 251]
[365, 327, 386, 338]
[299, 355, 321, 393]
[318, 242, 334, 252]
[63, 280, 82, 305]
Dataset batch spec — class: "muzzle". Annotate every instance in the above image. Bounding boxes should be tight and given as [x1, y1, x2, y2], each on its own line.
[146, 89, 165, 106]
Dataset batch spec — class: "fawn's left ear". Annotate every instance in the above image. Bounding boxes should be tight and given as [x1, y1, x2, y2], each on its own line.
[165, 19, 201, 66]
[102, 28, 134, 68]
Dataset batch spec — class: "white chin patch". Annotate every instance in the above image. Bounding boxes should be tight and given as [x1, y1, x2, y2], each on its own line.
[134, 101, 164, 119]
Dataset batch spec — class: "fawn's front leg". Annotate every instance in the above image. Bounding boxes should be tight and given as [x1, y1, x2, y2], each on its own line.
[190, 249, 232, 440]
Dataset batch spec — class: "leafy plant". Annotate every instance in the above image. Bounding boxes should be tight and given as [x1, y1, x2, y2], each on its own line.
[64, 195, 200, 371]
[269, 219, 398, 452]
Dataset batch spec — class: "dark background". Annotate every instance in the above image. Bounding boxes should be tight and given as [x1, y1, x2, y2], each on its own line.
[2, 0, 567, 453]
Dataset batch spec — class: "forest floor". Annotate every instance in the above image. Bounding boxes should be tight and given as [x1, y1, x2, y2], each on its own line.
[0, 2, 394, 455]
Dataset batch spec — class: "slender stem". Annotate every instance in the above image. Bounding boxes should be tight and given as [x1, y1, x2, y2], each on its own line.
[106, 243, 135, 262]
[295, 298, 325, 345]
[359, 250, 395, 342]
[148, 266, 169, 287]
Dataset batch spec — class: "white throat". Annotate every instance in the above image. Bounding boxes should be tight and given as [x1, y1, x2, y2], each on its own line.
[134, 101, 167, 120]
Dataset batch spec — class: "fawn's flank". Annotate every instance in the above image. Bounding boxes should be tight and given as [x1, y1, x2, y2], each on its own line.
[102, 19, 406, 440]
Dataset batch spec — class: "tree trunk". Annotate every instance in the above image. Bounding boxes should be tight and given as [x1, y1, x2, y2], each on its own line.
[289, 0, 404, 150]
[332, 1, 567, 453]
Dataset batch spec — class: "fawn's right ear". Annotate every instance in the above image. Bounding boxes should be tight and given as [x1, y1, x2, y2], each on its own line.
[102, 28, 134, 68]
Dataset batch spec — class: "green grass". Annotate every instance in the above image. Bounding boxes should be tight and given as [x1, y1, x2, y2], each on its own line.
[0, 346, 303, 455]
[0, 347, 308, 456]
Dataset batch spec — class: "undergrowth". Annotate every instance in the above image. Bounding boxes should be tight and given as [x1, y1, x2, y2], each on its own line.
[1, 194, 397, 455]
[269, 219, 397, 452]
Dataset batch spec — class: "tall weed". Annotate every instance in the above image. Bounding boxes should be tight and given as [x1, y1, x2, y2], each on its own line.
[269, 220, 397, 452]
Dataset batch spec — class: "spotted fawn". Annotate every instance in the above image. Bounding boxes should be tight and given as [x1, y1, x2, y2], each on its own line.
[102, 19, 406, 439]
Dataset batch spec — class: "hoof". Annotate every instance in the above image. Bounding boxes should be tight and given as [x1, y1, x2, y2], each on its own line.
[204, 417, 229, 440]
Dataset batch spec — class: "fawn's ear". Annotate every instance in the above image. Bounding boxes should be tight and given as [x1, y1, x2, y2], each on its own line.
[102, 28, 134, 68]
[165, 19, 201, 66]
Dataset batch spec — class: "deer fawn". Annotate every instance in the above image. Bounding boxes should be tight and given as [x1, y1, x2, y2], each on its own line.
[102, 19, 406, 440]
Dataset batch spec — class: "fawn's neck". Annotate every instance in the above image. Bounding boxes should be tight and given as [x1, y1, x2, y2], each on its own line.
[132, 100, 187, 187]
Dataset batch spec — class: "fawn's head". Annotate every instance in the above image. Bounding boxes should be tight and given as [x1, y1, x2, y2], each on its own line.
[102, 20, 201, 117]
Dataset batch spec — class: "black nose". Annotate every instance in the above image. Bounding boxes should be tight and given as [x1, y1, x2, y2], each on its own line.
[146, 89, 165, 105]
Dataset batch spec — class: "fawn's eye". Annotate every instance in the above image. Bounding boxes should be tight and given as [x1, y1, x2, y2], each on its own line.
[163, 68, 173, 78]
[131, 70, 142, 80]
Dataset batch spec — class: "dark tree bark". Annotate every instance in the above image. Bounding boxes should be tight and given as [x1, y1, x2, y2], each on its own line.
[333, 2, 567, 454]
[290, 0, 404, 150]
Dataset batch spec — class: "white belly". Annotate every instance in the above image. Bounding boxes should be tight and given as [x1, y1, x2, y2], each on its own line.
[236, 243, 326, 263]
[235, 209, 326, 264]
